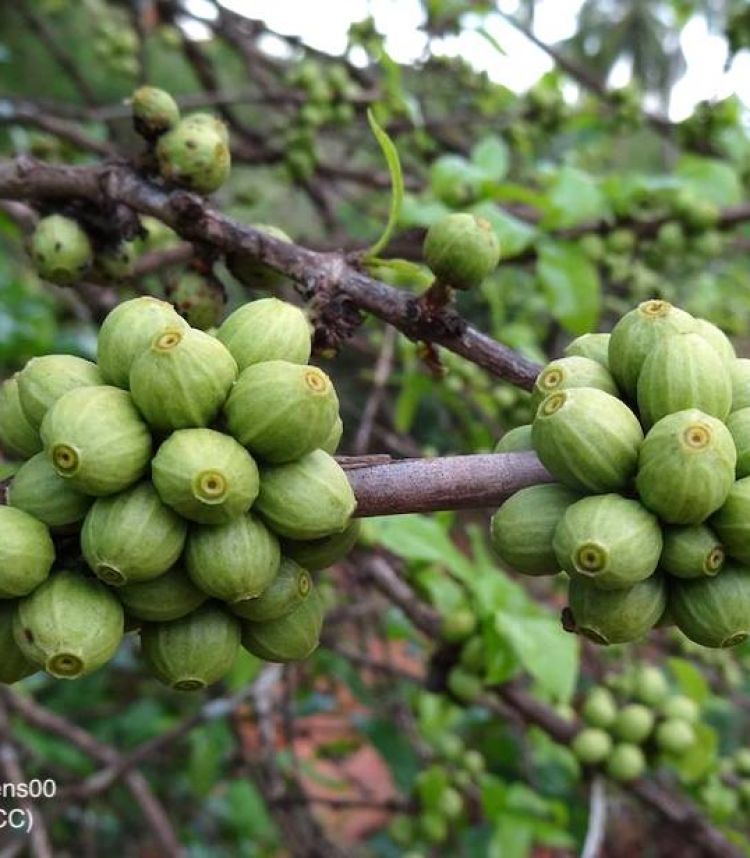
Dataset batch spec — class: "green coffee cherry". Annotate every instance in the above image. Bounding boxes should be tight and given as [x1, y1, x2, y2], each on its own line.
[97, 297, 188, 389]
[0, 601, 38, 684]
[152, 428, 259, 525]
[388, 815, 414, 847]
[165, 270, 226, 330]
[423, 213, 500, 290]
[40, 386, 152, 496]
[637, 332, 731, 429]
[224, 362, 339, 464]
[655, 718, 696, 755]
[711, 477, 750, 563]
[661, 695, 699, 723]
[129, 327, 237, 431]
[608, 300, 695, 400]
[563, 333, 610, 367]
[494, 424, 533, 453]
[8, 452, 93, 529]
[18, 355, 104, 430]
[631, 665, 669, 707]
[727, 408, 750, 478]
[256, 450, 356, 540]
[440, 609, 477, 643]
[462, 749, 485, 777]
[447, 666, 483, 702]
[320, 415, 343, 455]
[0, 375, 42, 459]
[95, 241, 137, 281]
[0, 506, 55, 598]
[571, 728, 612, 765]
[282, 520, 360, 572]
[180, 112, 229, 146]
[693, 318, 736, 364]
[30, 215, 93, 285]
[217, 298, 311, 371]
[669, 563, 750, 648]
[241, 587, 324, 662]
[491, 484, 581, 576]
[185, 513, 280, 603]
[82, 482, 187, 586]
[730, 359, 750, 412]
[141, 604, 241, 691]
[735, 749, 750, 776]
[531, 356, 618, 411]
[636, 410, 735, 525]
[118, 566, 207, 622]
[581, 687, 617, 729]
[156, 117, 231, 194]
[553, 494, 662, 590]
[606, 743, 646, 781]
[567, 575, 666, 646]
[131, 85, 180, 138]
[532, 388, 643, 493]
[419, 810, 448, 844]
[613, 704, 655, 744]
[230, 558, 311, 622]
[226, 224, 293, 290]
[14, 570, 123, 679]
[660, 524, 724, 579]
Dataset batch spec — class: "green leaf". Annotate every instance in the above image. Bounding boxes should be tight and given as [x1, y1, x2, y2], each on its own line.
[470, 202, 537, 257]
[364, 109, 405, 259]
[543, 166, 609, 228]
[495, 613, 579, 702]
[475, 26, 507, 56]
[676, 156, 743, 207]
[471, 136, 509, 182]
[667, 657, 710, 704]
[537, 240, 601, 335]
[363, 257, 433, 290]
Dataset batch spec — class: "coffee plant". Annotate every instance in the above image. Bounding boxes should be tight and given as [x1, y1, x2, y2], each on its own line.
[3, 1, 750, 856]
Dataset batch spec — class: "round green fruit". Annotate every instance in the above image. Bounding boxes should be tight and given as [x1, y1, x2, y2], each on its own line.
[95, 241, 136, 281]
[727, 408, 750, 477]
[429, 154, 483, 207]
[613, 704, 655, 744]
[660, 524, 724, 579]
[582, 686, 618, 729]
[462, 749, 485, 777]
[564, 333, 610, 367]
[0, 601, 37, 684]
[532, 388, 643, 493]
[131, 85, 180, 138]
[0, 375, 42, 459]
[711, 477, 750, 563]
[8, 452, 92, 528]
[459, 636, 484, 674]
[226, 224, 293, 290]
[97, 297, 188, 388]
[606, 743, 646, 781]
[531, 356, 618, 410]
[655, 718, 696, 755]
[567, 575, 666, 646]
[180, 112, 230, 146]
[388, 815, 414, 847]
[230, 558, 311, 622]
[224, 361, 339, 464]
[637, 332, 731, 429]
[14, 570, 123, 679]
[282, 522, 359, 574]
[636, 410, 735, 525]
[156, 118, 230, 194]
[18, 355, 103, 430]
[660, 695, 699, 724]
[241, 588, 324, 662]
[118, 566, 206, 622]
[571, 728, 612, 765]
[423, 213, 500, 290]
[440, 609, 477, 643]
[217, 298, 311, 371]
[40, 386, 152, 496]
[320, 415, 343, 455]
[30, 214, 92, 285]
[437, 786, 464, 820]
[447, 666, 483, 703]
[608, 300, 695, 400]
[185, 512, 280, 603]
[129, 327, 237, 431]
[553, 494, 662, 590]
[141, 603, 240, 691]
[256, 449, 356, 540]
[669, 562, 750, 648]
[631, 665, 669, 707]
[730, 359, 750, 412]
[165, 270, 225, 330]
[736, 749, 750, 776]
[494, 424, 533, 453]
[419, 811, 448, 845]
[693, 318, 735, 364]
[491, 484, 581, 576]
[0, 506, 54, 597]
[82, 482, 187, 586]
[152, 428, 259, 525]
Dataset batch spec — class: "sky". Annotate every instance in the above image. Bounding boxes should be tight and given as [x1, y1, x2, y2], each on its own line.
[188, 0, 750, 121]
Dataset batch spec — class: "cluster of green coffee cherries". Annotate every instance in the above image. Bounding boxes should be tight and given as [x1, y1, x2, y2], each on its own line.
[388, 733, 487, 852]
[0, 295, 360, 690]
[491, 299, 750, 649]
[569, 665, 700, 782]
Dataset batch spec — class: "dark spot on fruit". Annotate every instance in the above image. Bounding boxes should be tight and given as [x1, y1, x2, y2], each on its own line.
[54, 242, 62, 251]
[186, 140, 197, 149]
[24, 628, 34, 643]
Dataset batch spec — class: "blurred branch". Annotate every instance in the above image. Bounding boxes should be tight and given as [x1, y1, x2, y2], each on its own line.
[0, 157, 542, 387]
[354, 327, 397, 454]
[0, 101, 117, 158]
